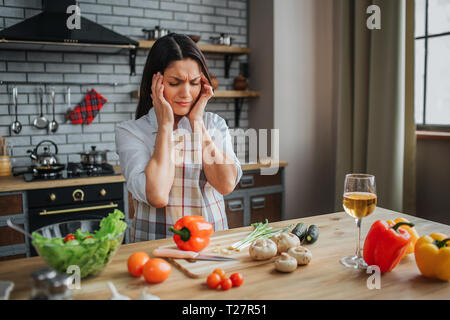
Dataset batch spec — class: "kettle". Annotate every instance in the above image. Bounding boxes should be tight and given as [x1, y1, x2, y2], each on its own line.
[27, 140, 60, 167]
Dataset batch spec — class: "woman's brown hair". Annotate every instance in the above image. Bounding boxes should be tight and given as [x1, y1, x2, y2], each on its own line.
[135, 33, 213, 119]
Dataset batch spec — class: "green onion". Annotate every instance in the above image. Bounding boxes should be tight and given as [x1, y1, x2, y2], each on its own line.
[229, 219, 294, 251]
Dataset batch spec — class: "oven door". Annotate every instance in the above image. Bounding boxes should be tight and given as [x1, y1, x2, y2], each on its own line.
[28, 199, 124, 256]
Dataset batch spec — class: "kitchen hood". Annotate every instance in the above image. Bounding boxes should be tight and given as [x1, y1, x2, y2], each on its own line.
[0, 0, 138, 75]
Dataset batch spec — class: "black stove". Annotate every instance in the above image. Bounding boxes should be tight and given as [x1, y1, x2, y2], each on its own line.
[20, 162, 120, 182]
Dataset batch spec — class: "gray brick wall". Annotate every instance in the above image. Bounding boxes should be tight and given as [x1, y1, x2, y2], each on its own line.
[0, 0, 248, 168]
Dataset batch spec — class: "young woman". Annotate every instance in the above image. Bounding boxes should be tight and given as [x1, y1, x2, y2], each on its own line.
[115, 33, 242, 242]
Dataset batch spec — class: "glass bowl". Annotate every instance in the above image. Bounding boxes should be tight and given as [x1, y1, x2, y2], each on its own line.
[32, 219, 125, 279]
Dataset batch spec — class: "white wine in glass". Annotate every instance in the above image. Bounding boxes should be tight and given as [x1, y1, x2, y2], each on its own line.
[340, 174, 377, 269]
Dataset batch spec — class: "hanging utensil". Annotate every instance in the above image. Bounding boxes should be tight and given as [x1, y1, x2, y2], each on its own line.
[48, 88, 58, 133]
[6, 219, 34, 241]
[33, 88, 48, 129]
[10, 87, 22, 134]
[64, 87, 72, 123]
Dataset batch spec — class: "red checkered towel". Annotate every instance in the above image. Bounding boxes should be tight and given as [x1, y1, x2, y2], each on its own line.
[69, 89, 108, 125]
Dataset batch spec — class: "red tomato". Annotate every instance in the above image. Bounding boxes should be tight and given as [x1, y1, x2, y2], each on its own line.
[143, 258, 172, 283]
[64, 234, 75, 242]
[127, 252, 150, 277]
[213, 268, 227, 280]
[220, 278, 232, 291]
[83, 236, 94, 240]
[229, 272, 244, 287]
[206, 273, 222, 289]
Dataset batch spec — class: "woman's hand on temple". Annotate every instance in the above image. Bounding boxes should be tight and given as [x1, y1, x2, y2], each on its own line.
[151, 72, 174, 129]
[188, 73, 214, 130]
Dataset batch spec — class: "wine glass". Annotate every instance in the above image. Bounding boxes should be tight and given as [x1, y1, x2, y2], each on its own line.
[340, 174, 377, 269]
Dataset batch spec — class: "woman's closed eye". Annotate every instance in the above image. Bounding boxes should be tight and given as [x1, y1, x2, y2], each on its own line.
[169, 82, 200, 86]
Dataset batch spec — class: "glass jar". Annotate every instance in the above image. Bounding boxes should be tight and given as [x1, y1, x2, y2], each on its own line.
[29, 268, 57, 300]
[46, 274, 73, 300]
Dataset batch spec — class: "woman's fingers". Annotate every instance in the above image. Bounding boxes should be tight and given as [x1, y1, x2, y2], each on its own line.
[151, 73, 157, 97]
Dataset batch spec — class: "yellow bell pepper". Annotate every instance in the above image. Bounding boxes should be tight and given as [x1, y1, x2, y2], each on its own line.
[414, 233, 450, 281]
[387, 217, 419, 255]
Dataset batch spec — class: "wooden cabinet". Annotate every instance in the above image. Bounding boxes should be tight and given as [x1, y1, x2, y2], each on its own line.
[224, 167, 285, 228]
[0, 191, 28, 261]
[0, 194, 23, 216]
[225, 198, 245, 228]
[250, 193, 282, 224]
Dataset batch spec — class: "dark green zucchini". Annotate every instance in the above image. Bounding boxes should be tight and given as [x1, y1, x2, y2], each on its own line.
[304, 225, 319, 244]
[291, 222, 308, 242]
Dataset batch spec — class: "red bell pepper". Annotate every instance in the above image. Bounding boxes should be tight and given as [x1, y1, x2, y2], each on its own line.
[168, 216, 213, 252]
[363, 220, 414, 273]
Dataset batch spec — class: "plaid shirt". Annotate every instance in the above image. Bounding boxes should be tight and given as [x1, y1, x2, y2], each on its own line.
[115, 108, 242, 242]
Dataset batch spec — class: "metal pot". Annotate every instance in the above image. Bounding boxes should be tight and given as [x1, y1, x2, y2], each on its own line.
[210, 33, 233, 46]
[27, 140, 60, 167]
[79, 146, 109, 166]
[142, 26, 170, 40]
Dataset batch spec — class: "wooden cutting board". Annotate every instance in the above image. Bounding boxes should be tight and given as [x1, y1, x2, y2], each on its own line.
[157, 227, 292, 278]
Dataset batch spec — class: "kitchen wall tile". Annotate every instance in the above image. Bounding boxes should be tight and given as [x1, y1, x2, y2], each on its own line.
[4, 0, 41, 9]
[5, 136, 31, 147]
[67, 133, 100, 144]
[97, 0, 129, 6]
[57, 143, 84, 154]
[188, 22, 214, 32]
[160, 2, 188, 12]
[201, 14, 226, 25]
[144, 9, 173, 20]
[0, 50, 26, 61]
[97, 14, 129, 26]
[28, 73, 63, 83]
[201, 0, 228, 8]
[24, 8, 40, 19]
[175, 12, 202, 22]
[4, 18, 21, 28]
[46, 63, 80, 73]
[101, 133, 116, 142]
[82, 123, 116, 133]
[81, 64, 114, 74]
[63, 74, 98, 84]
[63, 53, 97, 63]
[129, 17, 159, 28]
[176, 0, 202, 4]
[27, 52, 62, 62]
[159, 19, 188, 31]
[129, 0, 159, 9]
[80, 3, 112, 15]
[188, 4, 214, 14]
[1, 7, 24, 18]
[31, 135, 67, 145]
[215, 8, 241, 18]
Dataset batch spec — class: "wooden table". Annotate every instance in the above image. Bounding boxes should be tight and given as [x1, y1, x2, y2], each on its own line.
[0, 207, 449, 300]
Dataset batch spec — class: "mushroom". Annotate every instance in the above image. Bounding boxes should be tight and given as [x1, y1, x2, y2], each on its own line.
[249, 238, 277, 261]
[287, 246, 312, 265]
[271, 232, 300, 254]
[274, 253, 298, 273]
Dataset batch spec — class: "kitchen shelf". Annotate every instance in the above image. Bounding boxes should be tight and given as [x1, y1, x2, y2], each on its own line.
[137, 40, 251, 78]
[138, 40, 251, 54]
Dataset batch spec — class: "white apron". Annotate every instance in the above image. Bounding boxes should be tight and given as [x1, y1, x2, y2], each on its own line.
[130, 132, 228, 242]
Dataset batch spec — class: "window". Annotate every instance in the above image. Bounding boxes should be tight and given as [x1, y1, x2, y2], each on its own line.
[415, 0, 450, 128]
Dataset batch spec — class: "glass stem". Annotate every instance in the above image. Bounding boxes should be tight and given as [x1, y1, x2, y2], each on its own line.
[355, 218, 362, 258]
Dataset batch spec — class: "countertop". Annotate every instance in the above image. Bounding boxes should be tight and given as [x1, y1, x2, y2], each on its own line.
[0, 207, 448, 300]
[0, 161, 288, 193]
